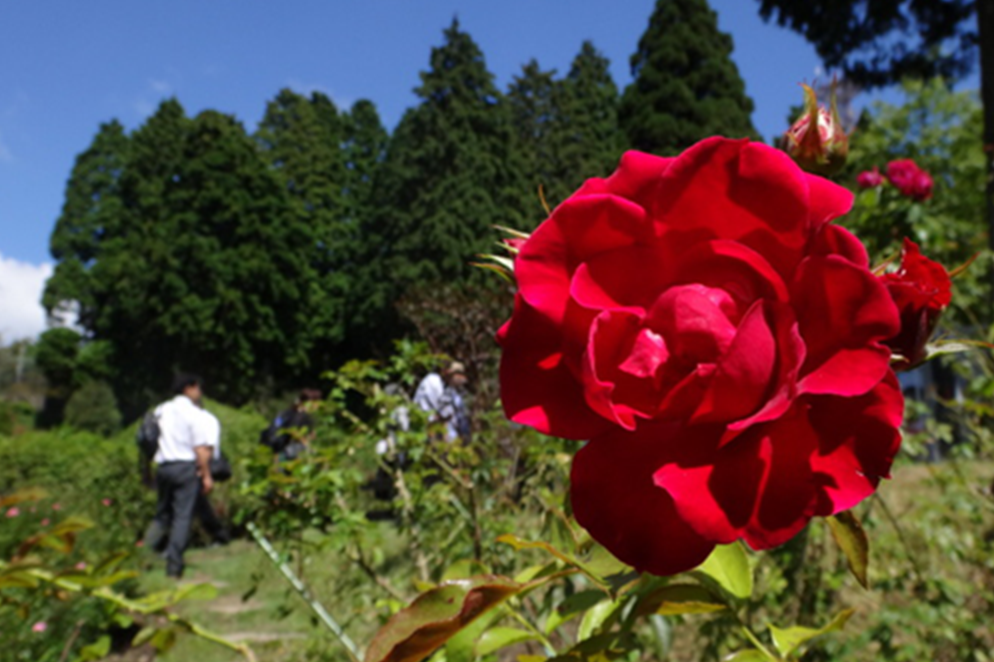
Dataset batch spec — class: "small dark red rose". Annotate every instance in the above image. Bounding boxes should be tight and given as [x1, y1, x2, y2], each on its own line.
[886, 159, 933, 201]
[497, 138, 903, 575]
[880, 239, 951, 370]
[856, 167, 884, 189]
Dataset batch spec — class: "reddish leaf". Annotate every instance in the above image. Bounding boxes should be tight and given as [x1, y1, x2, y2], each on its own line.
[365, 576, 521, 662]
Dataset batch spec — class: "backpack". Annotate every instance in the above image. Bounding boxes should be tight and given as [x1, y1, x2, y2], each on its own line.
[259, 413, 289, 453]
[136, 410, 161, 458]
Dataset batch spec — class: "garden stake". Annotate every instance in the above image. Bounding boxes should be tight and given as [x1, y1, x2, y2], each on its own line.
[246, 522, 361, 662]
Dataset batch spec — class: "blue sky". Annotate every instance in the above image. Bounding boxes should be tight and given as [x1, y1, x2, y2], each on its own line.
[0, 1, 975, 340]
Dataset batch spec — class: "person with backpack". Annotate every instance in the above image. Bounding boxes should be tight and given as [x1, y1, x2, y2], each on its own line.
[259, 389, 321, 461]
[140, 373, 215, 578]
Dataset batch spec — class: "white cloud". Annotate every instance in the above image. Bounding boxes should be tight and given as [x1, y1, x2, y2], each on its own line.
[0, 254, 52, 342]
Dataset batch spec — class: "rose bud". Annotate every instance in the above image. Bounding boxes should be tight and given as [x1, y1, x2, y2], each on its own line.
[783, 81, 849, 176]
[886, 159, 933, 201]
[880, 239, 951, 370]
[856, 167, 884, 189]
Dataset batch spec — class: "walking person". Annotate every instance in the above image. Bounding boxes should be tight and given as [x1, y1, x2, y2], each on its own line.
[194, 404, 230, 547]
[413, 361, 470, 442]
[142, 373, 214, 578]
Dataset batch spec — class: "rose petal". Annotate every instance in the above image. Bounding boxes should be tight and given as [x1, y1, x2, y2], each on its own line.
[808, 223, 869, 268]
[691, 301, 776, 425]
[793, 255, 899, 396]
[581, 309, 650, 429]
[572, 425, 715, 576]
[517, 194, 649, 323]
[808, 372, 904, 514]
[498, 296, 614, 439]
[654, 138, 812, 277]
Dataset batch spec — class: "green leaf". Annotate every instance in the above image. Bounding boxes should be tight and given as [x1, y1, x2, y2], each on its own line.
[445, 609, 502, 662]
[174, 582, 219, 603]
[545, 590, 606, 634]
[826, 511, 869, 588]
[723, 650, 774, 662]
[548, 632, 637, 661]
[79, 634, 111, 661]
[364, 576, 522, 662]
[476, 627, 538, 657]
[769, 608, 855, 658]
[577, 597, 622, 641]
[695, 542, 752, 599]
[636, 584, 726, 616]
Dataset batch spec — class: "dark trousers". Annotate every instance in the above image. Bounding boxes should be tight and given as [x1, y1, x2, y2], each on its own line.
[149, 461, 200, 577]
[194, 492, 228, 544]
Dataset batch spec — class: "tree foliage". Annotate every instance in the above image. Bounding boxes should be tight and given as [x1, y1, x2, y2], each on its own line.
[755, 0, 979, 87]
[620, 0, 758, 155]
[353, 20, 524, 348]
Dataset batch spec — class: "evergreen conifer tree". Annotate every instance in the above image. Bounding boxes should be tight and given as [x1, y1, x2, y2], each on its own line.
[357, 19, 523, 347]
[559, 41, 626, 192]
[44, 120, 130, 325]
[507, 60, 568, 213]
[619, 0, 758, 155]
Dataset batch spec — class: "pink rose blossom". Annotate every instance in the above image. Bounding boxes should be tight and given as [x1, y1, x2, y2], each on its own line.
[51, 503, 61, 511]
[75, 562, 87, 570]
[102, 499, 112, 507]
[40, 518, 50, 526]
[5, 507, 19, 518]
[32, 622, 47, 633]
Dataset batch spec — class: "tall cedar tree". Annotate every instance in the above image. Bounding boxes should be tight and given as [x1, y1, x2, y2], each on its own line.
[357, 20, 523, 346]
[44, 120, 130, 325]
[508, 60, 569, 214]
[559, 41, 627, 197]
[339, 100, 389, 353]
[158, 110, 317, 402]
[620, 0, 758, 155]
[255, 89, 349, 360]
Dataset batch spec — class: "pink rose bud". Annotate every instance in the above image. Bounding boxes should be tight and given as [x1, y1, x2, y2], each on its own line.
[40, 518, 50, 526]
[102, 499, 112, 507]
[886, 159, 933, 201]
[856, 167, 885, 188]
[880, 239, 951, 370]
[5, 507, 19, 518]
[75, 562, 87, 570]
[783, 81, 849, 176]
[51, 503, 61, 511]
[32, 622, 47, 633]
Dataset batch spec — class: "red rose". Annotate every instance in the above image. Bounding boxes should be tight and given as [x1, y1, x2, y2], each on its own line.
[880, 239, 951, 370]
[856, 167, 884, 189]
[886, 159, 933, 201]
[497, 138, 903, 575]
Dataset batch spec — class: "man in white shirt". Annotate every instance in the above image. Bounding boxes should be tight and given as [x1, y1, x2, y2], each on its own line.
[193, 406, 229, 546]
[145, 373, 214, 578]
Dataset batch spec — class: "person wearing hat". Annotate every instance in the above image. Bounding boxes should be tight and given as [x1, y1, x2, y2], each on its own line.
[413, 361, 470, 442]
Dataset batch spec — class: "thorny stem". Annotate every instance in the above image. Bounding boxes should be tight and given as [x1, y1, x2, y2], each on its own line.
[57, 620, 84, 662]
[874, 492, 926, 584]
[393, 461, 431, 583]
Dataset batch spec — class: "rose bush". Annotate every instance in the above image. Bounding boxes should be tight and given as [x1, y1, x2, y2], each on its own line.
[497, 137, 904, 575]
[880, 238, 952, 371]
